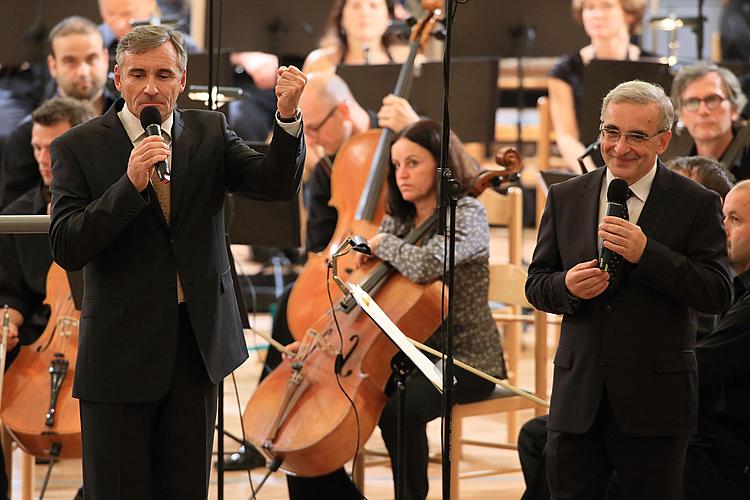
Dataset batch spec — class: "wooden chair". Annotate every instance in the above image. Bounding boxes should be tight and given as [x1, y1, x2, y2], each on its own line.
[477, 186, 523, 266]
[446, 263, 549, 499]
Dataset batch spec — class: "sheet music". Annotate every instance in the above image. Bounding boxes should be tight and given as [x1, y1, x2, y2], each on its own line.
[347, 283, 444, 392]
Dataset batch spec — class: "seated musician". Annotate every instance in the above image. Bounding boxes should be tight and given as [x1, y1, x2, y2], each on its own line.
[224, 71, 420, 471]
[669, 62, 750, 181]
[0, 96, 94, 500]
[284, 119, 506, 500]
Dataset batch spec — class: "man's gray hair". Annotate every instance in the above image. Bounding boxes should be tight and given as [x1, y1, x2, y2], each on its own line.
[115, 24, 187, 73]
[670, 62, 747, 114]
[600, 80, 675, 131]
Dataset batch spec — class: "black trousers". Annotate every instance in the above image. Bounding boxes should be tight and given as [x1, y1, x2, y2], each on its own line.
[287, 364, 495, 500]
[79, 305, 218, 500]
[546, 390, 687, 500]
[518, 415, 551, 500]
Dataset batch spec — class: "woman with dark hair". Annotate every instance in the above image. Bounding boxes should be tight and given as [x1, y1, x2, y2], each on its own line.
[284, 120, 505, 500]
[353, 119, 506, 500]
[303, 0, 410, 73]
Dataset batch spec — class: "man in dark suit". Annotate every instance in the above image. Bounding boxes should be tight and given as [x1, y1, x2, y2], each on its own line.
[48, 24, 306, 498]
[525, 80, 732, 499]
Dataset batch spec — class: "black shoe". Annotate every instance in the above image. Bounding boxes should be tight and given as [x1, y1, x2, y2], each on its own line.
[219, 445, 266, 471]
[73, 486, 83, 500]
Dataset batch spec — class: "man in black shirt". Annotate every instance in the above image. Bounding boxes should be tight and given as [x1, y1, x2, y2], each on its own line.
[669, 63, 750, 181]
[0, 16, 114, 211]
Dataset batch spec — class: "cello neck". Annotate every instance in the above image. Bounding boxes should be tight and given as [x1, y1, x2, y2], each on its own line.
[339, 212, 439, 312]
[354, 5, 441, 222]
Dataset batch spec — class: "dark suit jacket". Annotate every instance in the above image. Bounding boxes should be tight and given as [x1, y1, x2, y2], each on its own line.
[49, 99, 304, 403]
[526, 163, 732, 437]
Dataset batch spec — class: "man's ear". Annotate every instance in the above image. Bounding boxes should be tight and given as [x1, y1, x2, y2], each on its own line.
[179, 67, 187, 92]
[47, 54, 57, 79]
[656, 130, 673, 154]
[338, 101, 350, 121]
[114, 65, 122, 92]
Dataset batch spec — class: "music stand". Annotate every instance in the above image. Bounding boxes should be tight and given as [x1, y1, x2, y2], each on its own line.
[336, 57, 498, 149]
[219, 0, 334, 63]
[580, 59, 673, 145]
[177, 52, 235, 111]
[0, 0, 101, 65]
[225, 143, 301, 248]
[450, 0, 588, 58]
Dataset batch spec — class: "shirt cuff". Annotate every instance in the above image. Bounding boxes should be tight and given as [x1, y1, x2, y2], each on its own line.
[276, 109, 302, 137]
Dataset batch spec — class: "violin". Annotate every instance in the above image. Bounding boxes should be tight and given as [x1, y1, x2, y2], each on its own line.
[242, 148, 523, 477]
[286, 0, 444, 341]
[1, 263, 81, 459]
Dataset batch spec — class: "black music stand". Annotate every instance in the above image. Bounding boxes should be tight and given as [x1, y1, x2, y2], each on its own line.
[336, 57, 498, 150]
[450, 0, 588, 58]
[219, 0, 334, 65]
[0, 0, 101, 65]
[177, 52, 235, 111]
[580, 59, 673, 145]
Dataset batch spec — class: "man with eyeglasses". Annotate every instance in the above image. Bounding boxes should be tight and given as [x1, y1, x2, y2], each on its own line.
[222, 71, 421, 474]
[526, 80, 732, 499]
[670, 62, 750, 181]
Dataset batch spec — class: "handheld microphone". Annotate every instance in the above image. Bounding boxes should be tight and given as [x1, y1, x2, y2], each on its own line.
[577, 140, 600, 174]
[139, 106, 170, 183]
[599, 178, 629, 273]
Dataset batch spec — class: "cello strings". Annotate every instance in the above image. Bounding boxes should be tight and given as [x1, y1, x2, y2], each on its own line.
[325, 265, 368, 499]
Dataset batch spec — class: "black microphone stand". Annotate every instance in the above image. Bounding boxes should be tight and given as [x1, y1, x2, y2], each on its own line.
[204, 1, 226, 498]
[436, 1, 461, 497]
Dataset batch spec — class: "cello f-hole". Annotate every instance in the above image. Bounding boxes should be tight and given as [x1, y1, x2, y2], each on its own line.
[338, 334, 360, 377]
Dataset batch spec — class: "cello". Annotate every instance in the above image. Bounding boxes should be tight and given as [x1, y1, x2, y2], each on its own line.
[286, 0, 444, 341]
[1, 263, 81, 460]
[243, 153, 523, 477]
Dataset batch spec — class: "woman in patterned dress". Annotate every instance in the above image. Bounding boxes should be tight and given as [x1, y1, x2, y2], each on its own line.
[354, 119, 507, 500]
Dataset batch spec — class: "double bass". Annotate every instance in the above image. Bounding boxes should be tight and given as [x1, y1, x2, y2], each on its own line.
[243, 154, 523, 476]
[286, 0, 444, 341]
[1, 263, 81, 460]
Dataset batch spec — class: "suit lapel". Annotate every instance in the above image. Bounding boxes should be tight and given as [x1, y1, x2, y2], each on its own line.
[169, 109, 190, 227]
[635, 161, 674, 238]
[575, 168, 605, 261]
[101, 99, 169, 230]
[100, 100, 134, 173]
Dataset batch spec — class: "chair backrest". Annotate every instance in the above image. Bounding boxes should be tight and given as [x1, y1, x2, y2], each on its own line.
[536, 96, 552, 171]
[488, 263, 532, 309]
[478, 186, 523, 266]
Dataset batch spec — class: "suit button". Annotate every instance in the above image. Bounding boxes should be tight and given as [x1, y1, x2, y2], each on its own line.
[170, 237, 178, 245]
[604, 305, 612, 313]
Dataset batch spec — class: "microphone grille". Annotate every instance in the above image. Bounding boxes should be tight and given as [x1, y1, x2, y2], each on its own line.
[607, 178, 629, 203]
[139, 106, 162, 130]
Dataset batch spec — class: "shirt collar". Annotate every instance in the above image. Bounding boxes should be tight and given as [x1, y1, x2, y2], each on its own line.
[605, 158, 658, 203]
[117, 103, 174, 143]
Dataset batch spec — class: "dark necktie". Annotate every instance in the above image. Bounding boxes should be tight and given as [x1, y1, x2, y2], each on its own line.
[604, 188, 634, 286]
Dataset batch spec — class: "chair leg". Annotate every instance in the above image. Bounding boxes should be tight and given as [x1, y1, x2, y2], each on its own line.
[450, 414, 461, 500]
[506, 314, 521, 442]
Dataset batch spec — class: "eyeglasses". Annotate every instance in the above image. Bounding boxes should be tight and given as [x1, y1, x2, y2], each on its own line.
[599, 125, 669, 145]
[306, 105, 339, 133]
[681, 94, 727, 112]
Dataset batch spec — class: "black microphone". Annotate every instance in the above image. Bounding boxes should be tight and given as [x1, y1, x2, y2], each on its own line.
[139, 106, 170, 183]
[577, 140, 599, 174]
[599, 178, 629, 273]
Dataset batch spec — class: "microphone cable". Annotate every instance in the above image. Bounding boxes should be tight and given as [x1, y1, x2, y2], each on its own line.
[325, 258, 369, 500]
